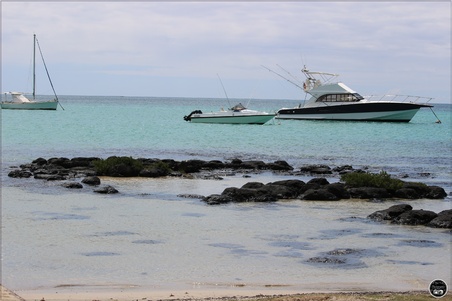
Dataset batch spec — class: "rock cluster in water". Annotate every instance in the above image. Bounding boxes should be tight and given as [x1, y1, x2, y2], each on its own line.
[7, 157, 451, 228]
[7, 157, 448, 201]
[8, 157, 295, 179]
[201, 178, 446, 205]
[368, 204, 452, 229]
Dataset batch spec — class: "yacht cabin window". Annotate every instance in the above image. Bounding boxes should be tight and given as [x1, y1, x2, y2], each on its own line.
[316, 93, 364, 102]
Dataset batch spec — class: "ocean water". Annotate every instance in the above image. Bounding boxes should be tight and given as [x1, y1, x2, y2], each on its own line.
[1, 96, 451, 296]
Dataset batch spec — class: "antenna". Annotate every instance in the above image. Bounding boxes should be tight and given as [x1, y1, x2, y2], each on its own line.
[217, 74, 231, 109]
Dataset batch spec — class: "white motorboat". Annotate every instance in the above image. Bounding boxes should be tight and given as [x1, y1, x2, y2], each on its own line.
[1, 34, 59, 110]
[271, 66, 433, 122]
[184, 103, 275, 124]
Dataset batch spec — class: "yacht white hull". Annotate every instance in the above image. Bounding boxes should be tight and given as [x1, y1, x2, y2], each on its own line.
[1, 100, 58, 110]
[277, 102, 430, 122]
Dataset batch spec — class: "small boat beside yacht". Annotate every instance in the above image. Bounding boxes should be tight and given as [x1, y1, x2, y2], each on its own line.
[271, 66, 433, 122]
[184, 74, 275, 124]
[184, 103, 275, 124]
[1, 34, 60, 110]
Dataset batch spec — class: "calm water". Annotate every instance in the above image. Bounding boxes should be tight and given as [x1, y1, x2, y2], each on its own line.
[1, 96, 451, 295]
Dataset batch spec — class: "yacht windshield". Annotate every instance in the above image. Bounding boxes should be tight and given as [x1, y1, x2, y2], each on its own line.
[317, 93, 363, 102]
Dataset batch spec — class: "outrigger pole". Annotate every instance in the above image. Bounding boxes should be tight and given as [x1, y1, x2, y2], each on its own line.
[261, 65, 304, 91]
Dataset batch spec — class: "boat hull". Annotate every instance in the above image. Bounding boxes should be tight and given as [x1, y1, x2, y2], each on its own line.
[1, 100, 58, 110]
[190, 114, 275, 124]
[277, 102, 431, 122]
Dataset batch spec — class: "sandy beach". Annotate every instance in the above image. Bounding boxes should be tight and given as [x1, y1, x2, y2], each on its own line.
[2, 284, 451, 301]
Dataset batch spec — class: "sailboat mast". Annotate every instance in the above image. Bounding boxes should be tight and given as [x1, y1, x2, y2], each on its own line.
[32, 34, 36, 99]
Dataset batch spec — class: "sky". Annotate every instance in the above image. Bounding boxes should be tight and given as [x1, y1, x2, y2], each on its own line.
[1, 1, 450, 103]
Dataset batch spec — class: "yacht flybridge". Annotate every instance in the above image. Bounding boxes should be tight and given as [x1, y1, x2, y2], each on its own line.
[273, 66, 434, 122]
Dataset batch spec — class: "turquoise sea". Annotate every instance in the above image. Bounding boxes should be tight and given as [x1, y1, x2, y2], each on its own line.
[1, 96, 451, 297]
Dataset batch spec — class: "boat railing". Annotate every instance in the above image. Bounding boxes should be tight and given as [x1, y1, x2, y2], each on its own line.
[365, 94, 434, 104]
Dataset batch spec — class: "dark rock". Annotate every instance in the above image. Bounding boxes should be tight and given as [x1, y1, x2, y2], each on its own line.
[8, 169, 32, 178]
[203, 160, 225, 169]
[301, 188, 339, 201]
[300, 164, 332, 174]
[392, 209, 438, 225]
[258, 184, 299, 199]
[179, 159, 206, 173]
[33, 172, 65, 181]
[46, 175, 66, 181]
[402, 182, 430, 196]
[368, 204, 413, 221]
[177, 194, 204, 199]
[307, 177, 330, 186]
[242, 182, 265, 189]
[73, 168, 97, 177]
[348, 187, 391, 199]
[326, 248, 362, 256]
[230, 158, 242, 165]
[62, 182, 83, 189]
[306, 257, 346, 264]
[202, 194, 234, 205]
[139, 167, 168, 177]
[325, 183, 350, 199]
[109, 163, 139, 177]
[244, 160, 267, 169]
[425, 186, 447, 199]
[267, 160, 294, 171]
[48, 157, 72, 168]
[270, 179, 306, 191]
[228, 160, 266, 170]
[333, 165, 354, 174]
[94, 185, 119, 194]
[32, 157, 48, 165]
[221, 187, 278, 203]
[70, 157, 99, 167]
[394, 188, 420, 199]
[427, 209, 452, 228]
[82, 176, 101, 186]
[160, 159, 179, 170]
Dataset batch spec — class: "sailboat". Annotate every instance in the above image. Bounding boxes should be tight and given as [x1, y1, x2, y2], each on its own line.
[1, 34, 60, 110]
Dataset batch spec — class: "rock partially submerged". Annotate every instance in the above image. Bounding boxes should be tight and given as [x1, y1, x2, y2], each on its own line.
[8, 156, 296, 180]
[7, 157, 448, 203]
[368, 205, 452, 229]
[202, 176, 447, 205]
[94, 185, 119, 194]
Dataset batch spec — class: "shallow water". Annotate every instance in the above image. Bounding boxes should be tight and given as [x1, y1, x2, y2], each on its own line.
[2, 174, 451, 294]
[1, 96, 451, 295]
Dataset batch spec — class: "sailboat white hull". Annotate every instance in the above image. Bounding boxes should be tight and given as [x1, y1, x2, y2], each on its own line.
[1, 100, 58, 110]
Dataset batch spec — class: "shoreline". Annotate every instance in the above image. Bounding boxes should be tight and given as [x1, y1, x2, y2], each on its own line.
[3, 285, 450, 301]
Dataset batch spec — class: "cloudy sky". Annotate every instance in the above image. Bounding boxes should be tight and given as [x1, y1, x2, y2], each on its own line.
[1, 1, 450, 103]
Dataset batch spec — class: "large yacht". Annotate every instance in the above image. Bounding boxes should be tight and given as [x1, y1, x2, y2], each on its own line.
[276, 67, 433, 122]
